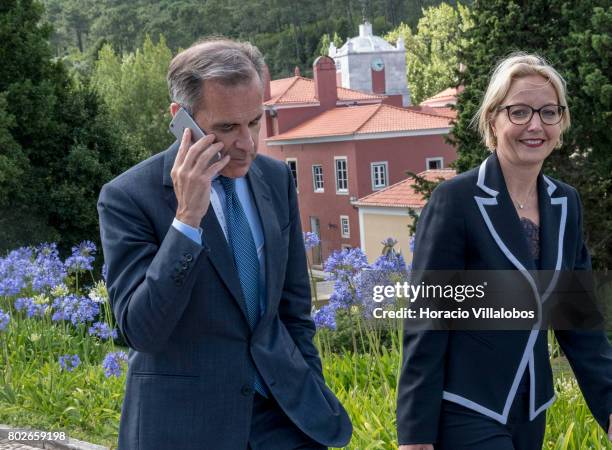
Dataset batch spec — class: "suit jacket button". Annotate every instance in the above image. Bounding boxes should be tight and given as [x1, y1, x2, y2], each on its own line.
[241, 385, 253, 396]
[184, 253, 193, 262]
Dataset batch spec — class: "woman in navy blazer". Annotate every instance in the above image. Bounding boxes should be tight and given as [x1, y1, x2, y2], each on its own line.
[396, 53, 612, 450]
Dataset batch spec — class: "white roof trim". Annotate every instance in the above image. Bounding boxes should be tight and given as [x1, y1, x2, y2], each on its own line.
[264, 99, 382, 109]
[266, 127, 451, 145]
[264, 102, 321, 109]
[356, 205, 420, 215]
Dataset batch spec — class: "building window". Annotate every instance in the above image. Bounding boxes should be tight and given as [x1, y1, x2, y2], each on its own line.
[426, 157, 443, 170]
[340, 215, 350, 238]
[371, 161, 388, 190]
[286, 159, 298, 188]
[312, 165, 324, 192]
[335, 157, 348, 193]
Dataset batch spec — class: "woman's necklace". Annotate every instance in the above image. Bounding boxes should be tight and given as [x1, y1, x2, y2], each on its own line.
[511, 183, 537, 210]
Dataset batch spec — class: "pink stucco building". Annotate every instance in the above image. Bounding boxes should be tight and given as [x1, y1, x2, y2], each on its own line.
[258, 54, 458, 265]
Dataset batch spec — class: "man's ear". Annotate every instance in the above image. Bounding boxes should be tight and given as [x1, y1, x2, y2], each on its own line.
[169, 102, 180, 117]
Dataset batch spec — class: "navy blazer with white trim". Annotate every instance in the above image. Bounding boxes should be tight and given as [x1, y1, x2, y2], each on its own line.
[396, 152, 612, 445]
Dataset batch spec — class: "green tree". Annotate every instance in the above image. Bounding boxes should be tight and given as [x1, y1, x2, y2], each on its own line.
[451, 0, 612, 269]
[317, 33, 331, 57]
[41, 0, 457, 79]
[317, 32, 344, 56]
[92, 35, 173, 156]
[0, 0, 140, 253]
[405, 170, 445, 235]
[385, 2, 472, 104]
[62, 0, 92, 52]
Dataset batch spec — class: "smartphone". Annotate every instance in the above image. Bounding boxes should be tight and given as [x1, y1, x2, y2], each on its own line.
[169, 107, 221, 166]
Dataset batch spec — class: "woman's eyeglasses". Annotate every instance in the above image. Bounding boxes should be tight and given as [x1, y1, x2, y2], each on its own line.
[498, 104, 566, 125]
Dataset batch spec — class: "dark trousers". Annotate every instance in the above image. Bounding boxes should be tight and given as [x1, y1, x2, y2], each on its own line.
[247, 393, 327, 450]
[437, 394, 546, 450]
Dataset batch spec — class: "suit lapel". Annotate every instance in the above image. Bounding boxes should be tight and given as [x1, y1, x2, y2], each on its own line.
[474, 153, 568, 302]
[538, 175, 566, 271]
[474, 153, 535, 272]
[537, 174, 567, 301]
[247, 159, 282, 324]
[162, 142, 250, 321]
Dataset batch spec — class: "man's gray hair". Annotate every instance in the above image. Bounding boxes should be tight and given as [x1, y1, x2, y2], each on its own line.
[167, 37, 265, 113]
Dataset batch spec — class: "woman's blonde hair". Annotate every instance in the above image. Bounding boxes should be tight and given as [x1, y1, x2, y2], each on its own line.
[473, 52, 571, 150]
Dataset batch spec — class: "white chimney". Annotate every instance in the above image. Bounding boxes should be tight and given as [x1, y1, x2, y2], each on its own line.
[329, 42, 336, 57]
[359, 21, 373, 37]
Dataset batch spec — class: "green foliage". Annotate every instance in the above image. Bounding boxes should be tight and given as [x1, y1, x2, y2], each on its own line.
[41, 0, 456, 80]
[404, 170, 447, 234]
[0, 252, 123, 447]
[322, 352, 611, 449]
[0, 0, 140, 253]
[317, 32, 344, 57]
[316, 308, 396, 353]
[92, 35, 173, 156]
[451, 0, 612, 269]
[1, 260, 609, 449]
[385, 3, 473, 103]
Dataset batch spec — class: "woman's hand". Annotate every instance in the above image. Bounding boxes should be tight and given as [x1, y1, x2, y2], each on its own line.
[399, 445, 434, 450]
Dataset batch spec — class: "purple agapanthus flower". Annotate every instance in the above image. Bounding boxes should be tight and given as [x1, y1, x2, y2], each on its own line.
[51, 294, 99, 325]
[0, 247, 32, 296]
[26, 302, 47, 318]
[51, 294, 79, 322]
[13, 297, 46, 318]
[88, 322, 118, 340]
[58, 354, 81, 372]
[355, 268, 409, 318]
[312, 303, 337, 330]
[0, 309, 10, 332]
[65, 241, 97, 272]
[30, 243, 67, 292]
[303, 232, 320, 251]
[327, 282, 354, 309]
[323, 248, 369, 282]
[14, 297, 30, 311]
[71, 297, 100, 325]
[371, 251, 407, 273]
[102, 351, 128, 378]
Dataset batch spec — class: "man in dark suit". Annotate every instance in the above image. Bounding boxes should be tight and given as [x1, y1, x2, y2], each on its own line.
[97, 38, 352, 450]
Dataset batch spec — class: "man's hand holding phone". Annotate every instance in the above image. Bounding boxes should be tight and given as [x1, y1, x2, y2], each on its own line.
[171, 128, 229, 227]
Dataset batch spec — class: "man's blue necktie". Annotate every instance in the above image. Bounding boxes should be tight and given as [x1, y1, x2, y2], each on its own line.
[218, 175, 267, 396]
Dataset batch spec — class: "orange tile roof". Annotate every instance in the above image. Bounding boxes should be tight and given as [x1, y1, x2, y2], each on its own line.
[355, 169, 456, 208]
[266, 76, 384, 105]
[420, 86, 464, 106]
[424, 87, 458, 100]
[266, 104, 452, 142]
[408, 105, 456, 119]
